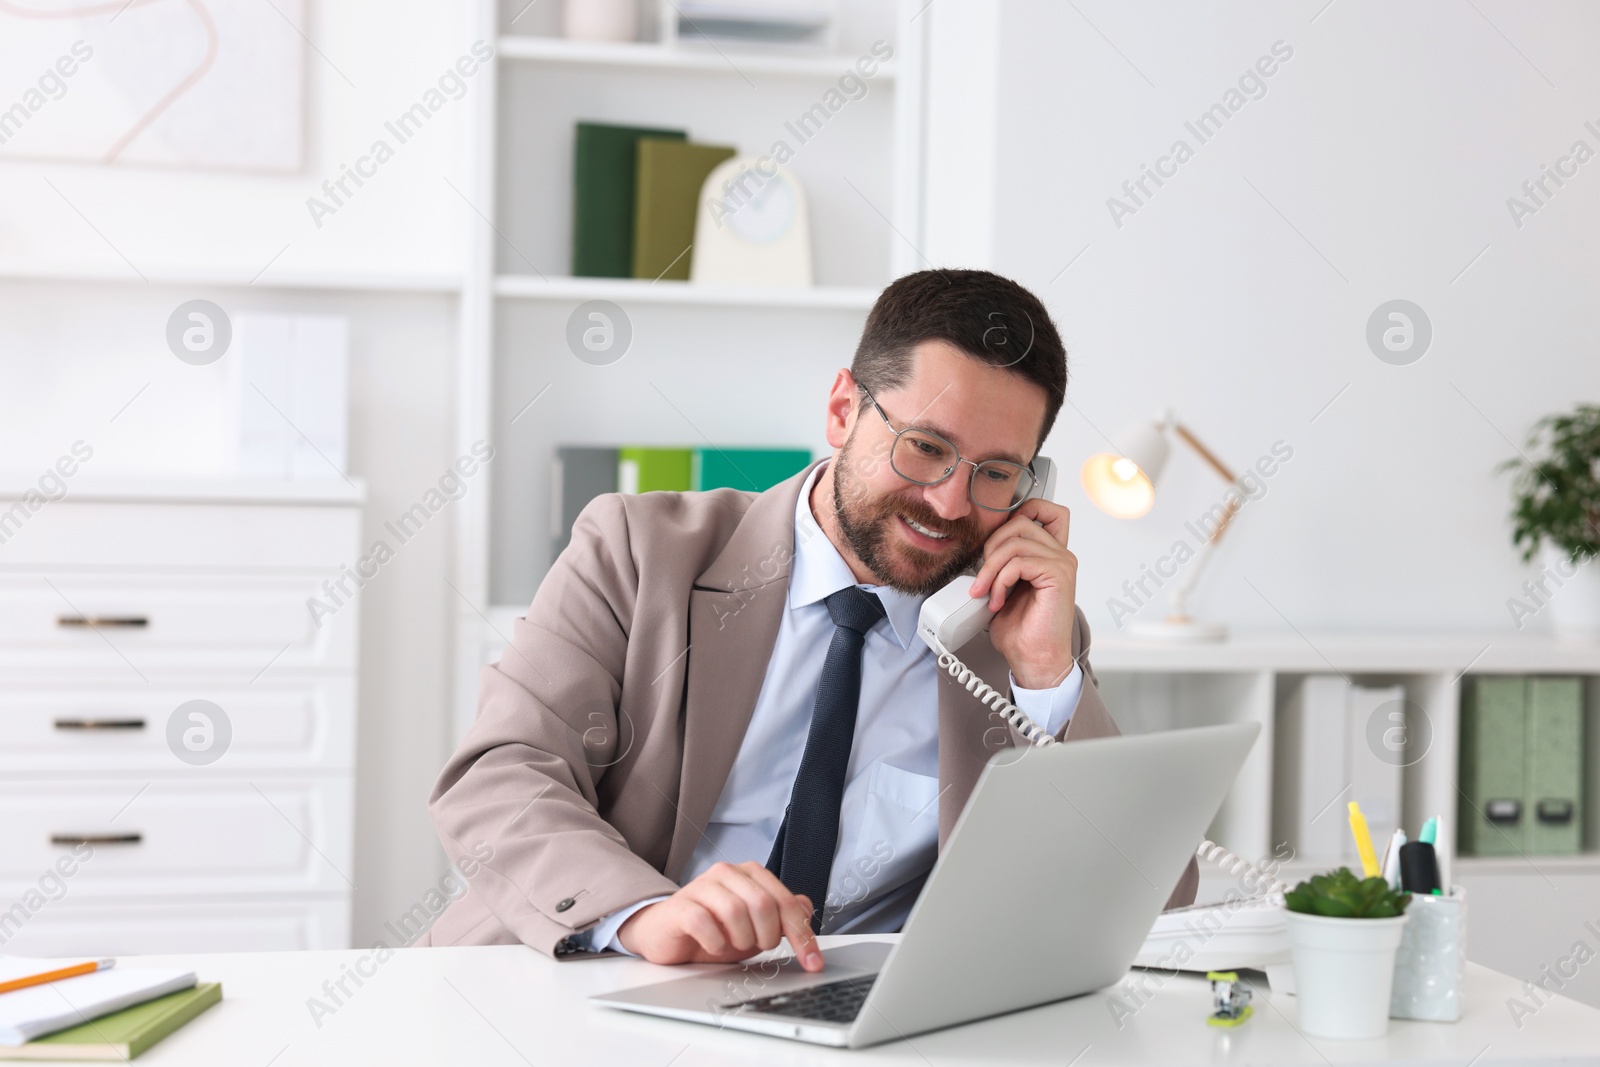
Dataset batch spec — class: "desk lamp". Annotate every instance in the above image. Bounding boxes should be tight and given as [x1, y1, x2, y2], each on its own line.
[1080, 410, 1242, 642]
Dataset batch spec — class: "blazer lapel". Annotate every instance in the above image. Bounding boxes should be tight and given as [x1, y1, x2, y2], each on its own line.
[663, 460, 824, 881]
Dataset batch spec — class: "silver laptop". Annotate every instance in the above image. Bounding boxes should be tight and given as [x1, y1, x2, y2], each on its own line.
[591, 721, 1260, 1048]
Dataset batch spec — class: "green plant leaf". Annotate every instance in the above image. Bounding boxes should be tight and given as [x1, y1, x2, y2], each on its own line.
[1285, 866, 1410, 918]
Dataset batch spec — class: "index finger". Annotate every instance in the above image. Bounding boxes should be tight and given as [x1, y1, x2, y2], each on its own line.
[1012, 496, 1070, 547]
[736, 863, 824, 972]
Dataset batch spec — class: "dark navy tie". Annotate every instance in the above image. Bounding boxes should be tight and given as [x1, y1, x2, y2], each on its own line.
[767, 586, 887, 933]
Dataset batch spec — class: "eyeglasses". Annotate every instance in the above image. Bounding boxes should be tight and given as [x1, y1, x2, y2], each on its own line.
[859, 384, 1037, 512]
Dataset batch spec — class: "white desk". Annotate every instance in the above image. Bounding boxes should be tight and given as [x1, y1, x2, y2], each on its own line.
[114, 936, 1599, 1065]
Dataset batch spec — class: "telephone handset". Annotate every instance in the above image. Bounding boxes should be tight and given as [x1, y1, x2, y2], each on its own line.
[913, 454, 1290, 895]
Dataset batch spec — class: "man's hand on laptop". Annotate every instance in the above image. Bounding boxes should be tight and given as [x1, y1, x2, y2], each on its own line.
[616, 861, 824, 972]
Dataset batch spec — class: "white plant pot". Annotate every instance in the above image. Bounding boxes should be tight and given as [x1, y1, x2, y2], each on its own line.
[1286, 911, 1409, 1039]
[563, 0, 639, 42]
[1540, 542, 1600, 637]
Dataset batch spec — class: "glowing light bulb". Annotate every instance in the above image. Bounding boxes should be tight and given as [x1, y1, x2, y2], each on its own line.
[1111, 457, 1139, 482]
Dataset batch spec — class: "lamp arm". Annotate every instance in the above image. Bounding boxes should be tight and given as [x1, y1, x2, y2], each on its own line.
[1164, 422, 1243, 623]
[1167, 497, 1241, 621]
[1172, 422, 1240, 486]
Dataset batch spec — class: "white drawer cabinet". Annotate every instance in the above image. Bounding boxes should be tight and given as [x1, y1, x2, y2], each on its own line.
[0, 899, 351, 956]
[0, 478, 363, 953]
[0, 574, 353, 675]
[0, 680, 355, 772]
[0, 778, 355, 897]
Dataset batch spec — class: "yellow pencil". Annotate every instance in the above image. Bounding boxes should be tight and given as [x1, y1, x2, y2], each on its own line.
[1348, 801, 1380, 878]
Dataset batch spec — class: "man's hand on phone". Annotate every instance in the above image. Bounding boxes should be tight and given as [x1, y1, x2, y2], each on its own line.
[968, 495, 1078, 689]
[616, 861, 824, 972]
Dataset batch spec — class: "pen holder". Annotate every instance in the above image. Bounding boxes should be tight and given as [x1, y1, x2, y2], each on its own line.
[1389, 886, 1466, 1022]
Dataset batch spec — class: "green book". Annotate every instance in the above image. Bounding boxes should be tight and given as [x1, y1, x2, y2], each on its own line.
[618, 448, 692, 493]
[631, 139, 736, 281]
[1458, 676, 1527, 856]
[1526, 677, 1584, 854]
[0, 983, 221, 1061]
[572, 123, 687, 278]
[693, 448, 811, 492]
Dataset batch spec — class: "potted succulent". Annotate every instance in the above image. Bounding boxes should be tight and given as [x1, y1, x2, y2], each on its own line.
[1501, 403, 1600, 636]
[1283, 868, 1411, 1039]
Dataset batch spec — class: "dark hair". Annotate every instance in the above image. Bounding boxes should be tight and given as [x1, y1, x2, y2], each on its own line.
[851, 269, 1068, 451]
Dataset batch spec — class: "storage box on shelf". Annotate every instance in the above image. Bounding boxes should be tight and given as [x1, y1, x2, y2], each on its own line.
[0, 477, 362, 954]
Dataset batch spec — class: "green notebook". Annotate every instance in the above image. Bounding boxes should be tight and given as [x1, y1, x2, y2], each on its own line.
[618, 448, 693, 493]
[631, 139, 736, 281]
[1, 983, 221, 1061]
[693, 447, 811, 491]
[572, 123, 687, 278]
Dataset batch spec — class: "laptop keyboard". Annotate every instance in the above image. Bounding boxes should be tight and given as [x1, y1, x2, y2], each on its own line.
[730, 974, 878, 1024]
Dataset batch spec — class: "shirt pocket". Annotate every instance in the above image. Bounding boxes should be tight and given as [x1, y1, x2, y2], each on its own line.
[832, 762, 942, 914]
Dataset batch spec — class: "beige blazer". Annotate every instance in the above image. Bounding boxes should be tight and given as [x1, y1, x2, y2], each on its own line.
[425, 459, 1198, 956]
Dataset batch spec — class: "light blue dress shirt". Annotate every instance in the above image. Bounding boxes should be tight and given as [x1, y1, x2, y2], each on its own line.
[577, 460, 1083, 952]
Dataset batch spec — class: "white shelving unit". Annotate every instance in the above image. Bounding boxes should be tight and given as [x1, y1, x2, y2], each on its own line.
[451, 0, 928, 736]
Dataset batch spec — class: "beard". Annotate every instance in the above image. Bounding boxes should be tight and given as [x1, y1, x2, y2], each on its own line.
[829, 430, 987, 597]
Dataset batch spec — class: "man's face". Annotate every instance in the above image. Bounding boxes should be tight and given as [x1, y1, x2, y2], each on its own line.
[827, 341, 1048, 597]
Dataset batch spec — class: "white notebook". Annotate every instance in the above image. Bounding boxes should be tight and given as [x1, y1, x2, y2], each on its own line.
[0, 966, 195, 1046]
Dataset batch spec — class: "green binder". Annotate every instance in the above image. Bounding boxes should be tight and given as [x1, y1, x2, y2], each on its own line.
[618, 448, 692, 493]
[1, 983, 221, 1060]
[693, 447, 811, 492]
[631, 139, 737, 281]
[1526, 677, 1584, 854]
[1458, 676, 1527, 856]
[572, 123, 687, 278]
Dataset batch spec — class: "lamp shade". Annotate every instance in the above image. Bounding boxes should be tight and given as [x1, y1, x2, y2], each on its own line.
[1080, 419, 1170, 519]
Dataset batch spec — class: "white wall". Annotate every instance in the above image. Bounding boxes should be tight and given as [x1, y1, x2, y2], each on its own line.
[0, 0, 483, 948]
[0, 1, 480, 282]
[918, 0, 1600, 1005]
[937, 0, 1600, 638]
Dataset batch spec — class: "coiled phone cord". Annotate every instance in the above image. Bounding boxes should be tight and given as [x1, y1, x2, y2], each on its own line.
[936, 647, 1291, 897]
[936, 650, 1059, 748]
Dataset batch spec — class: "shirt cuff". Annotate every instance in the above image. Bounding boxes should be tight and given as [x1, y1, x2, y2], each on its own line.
[578, 895, 672, 955]
[1008, 661, 1084, 737]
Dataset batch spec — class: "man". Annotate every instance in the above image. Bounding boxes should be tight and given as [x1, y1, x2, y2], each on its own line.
[425, 269, 1198, 970]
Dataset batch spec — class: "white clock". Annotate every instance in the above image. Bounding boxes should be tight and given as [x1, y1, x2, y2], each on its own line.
[691, 157, 813, 286]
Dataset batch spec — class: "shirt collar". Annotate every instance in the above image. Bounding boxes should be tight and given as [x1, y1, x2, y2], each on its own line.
[790, 459, 924, 650]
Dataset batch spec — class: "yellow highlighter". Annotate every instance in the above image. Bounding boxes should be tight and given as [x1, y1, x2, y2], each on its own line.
[1348, 801, 1381, 878]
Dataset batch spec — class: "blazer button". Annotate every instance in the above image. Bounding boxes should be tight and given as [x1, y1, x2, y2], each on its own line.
[555, 897, 575, 913]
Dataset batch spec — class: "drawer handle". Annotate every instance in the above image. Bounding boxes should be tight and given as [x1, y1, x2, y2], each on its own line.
[56, 615, 149, 629]
[50, 833, 142, 846]
[53, 718, 147, 731]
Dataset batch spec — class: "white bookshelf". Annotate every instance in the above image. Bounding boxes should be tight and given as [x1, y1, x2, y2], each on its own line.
[451, 0, 928, 736]
[496, 34, 900, 79]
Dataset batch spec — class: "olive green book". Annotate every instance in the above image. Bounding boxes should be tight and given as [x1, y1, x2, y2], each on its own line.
[572, 123, 687, 278]
[630, 139, 736, 281]
[0, 983, 221, 1060]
